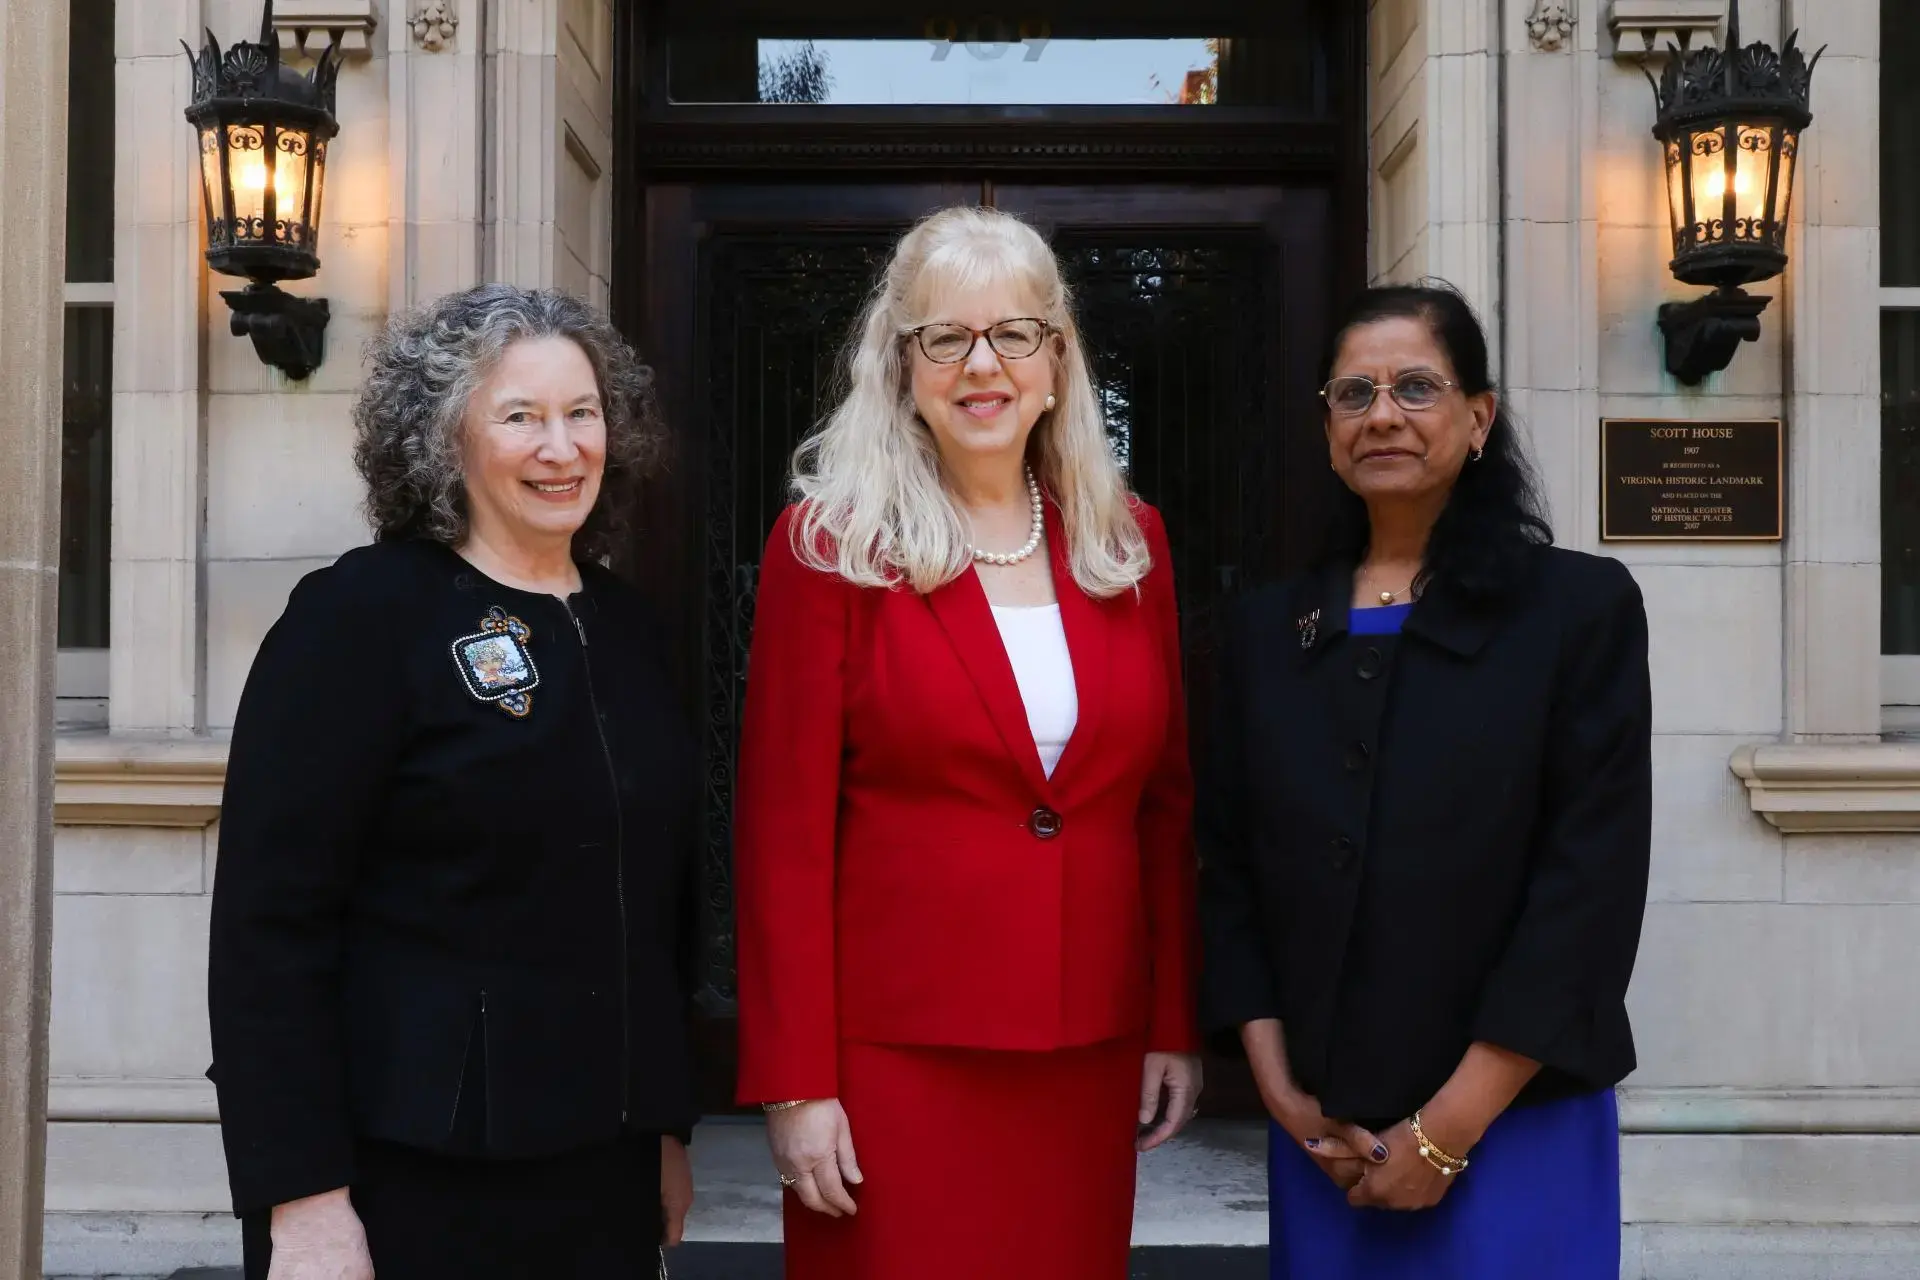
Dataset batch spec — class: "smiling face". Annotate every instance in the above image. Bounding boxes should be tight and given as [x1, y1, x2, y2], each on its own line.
[1324, 315, 1495, 508]
[460, 335, 607, 552]
[907, 279, 1059, 471]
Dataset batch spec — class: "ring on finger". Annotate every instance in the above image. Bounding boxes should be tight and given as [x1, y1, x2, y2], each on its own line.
[778, 1173, 797, 1188]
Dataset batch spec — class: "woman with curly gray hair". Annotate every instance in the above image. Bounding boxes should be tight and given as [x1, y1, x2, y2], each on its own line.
[208, 284, 698, 1280]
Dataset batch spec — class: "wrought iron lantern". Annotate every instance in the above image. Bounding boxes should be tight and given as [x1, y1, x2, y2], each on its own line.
[182, 0, 342, 380]
[1647, 0, 1821, 385]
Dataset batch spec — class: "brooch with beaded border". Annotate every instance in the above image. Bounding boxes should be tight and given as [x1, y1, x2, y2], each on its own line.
[451, 606, 540, 718]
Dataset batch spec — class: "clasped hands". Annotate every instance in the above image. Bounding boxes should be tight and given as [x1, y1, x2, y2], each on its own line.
[1271, 1089, 1468, 1213]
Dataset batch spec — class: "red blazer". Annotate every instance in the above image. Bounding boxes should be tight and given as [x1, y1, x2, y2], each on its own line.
[734, 498, 1200, 1103]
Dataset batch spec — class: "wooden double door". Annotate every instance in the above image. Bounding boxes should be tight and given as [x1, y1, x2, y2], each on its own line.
[621, 179, 1340, 1112]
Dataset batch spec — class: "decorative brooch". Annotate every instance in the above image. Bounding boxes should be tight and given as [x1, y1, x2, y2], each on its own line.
[451, 606, 540, 718]
[1296, 608, 1322, 651]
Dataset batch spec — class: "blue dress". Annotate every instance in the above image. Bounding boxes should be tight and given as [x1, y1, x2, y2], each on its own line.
[1266, 604, 1621, 1280]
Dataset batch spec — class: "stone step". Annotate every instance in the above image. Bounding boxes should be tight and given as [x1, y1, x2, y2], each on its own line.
[140, 1120, 1269, 1280]
[167, 1248, 1265, 1280]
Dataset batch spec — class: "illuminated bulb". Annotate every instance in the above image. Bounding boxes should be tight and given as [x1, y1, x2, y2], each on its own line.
[1700, 169, 1753, 201]
[236, 154, 301, 212]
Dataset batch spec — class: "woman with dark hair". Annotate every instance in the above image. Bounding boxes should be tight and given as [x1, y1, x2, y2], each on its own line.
[1200, 282, 1651, 1279]
[208, 284, 697, 1279]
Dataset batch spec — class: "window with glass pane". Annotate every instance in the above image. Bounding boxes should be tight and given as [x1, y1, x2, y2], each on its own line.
[61, 0, 113, 658]
[1885, 0, 1919, 288]
[61, 308, 111, 649]
[1886, 0, 1920, 663]
[1886, 315, 1920, 653]
[66, 0, 113, 284]
[668, 28, 1323, 110]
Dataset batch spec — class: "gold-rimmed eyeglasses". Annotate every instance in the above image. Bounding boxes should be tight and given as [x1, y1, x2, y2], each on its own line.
[1320, 372, 1459, 416]
[903, 317, 1053, 364]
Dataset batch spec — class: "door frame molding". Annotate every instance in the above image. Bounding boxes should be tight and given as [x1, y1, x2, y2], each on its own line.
[611, 2, 1371, 337]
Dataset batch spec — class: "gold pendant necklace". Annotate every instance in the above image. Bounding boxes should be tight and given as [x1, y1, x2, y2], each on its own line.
[1373, 583, 1414, 605]
[1363, 564, 1415, 606]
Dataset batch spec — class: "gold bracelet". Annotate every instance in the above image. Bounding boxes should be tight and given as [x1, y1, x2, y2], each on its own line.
[761, 1099, 810, 1113]
[1408, 1110, 1469, 1177]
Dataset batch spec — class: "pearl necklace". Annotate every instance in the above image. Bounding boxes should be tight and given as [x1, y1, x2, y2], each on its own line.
[969, 468, 1046, 567]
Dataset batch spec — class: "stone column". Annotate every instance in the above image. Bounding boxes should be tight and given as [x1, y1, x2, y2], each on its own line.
[1368, 0, 1503, 329]
[1781, 0, 1882, 740]
[112, 0, 205, 736]
[489, 0, 616, 306]
[0, 0, 68, 1276]
[390, 0, 486, 305]
[1502, 0, 1602, 544]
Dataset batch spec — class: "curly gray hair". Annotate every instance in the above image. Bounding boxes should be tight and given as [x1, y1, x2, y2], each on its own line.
[352, 284, 662, 562]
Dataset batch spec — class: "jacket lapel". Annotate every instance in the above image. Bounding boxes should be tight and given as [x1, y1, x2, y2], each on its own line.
[1402, 574, 1503, 657]
[1041, 501, 1106, 789]
[924, 563, 1053, 798]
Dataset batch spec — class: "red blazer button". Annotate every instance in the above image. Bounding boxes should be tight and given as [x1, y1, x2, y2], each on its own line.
[1028, 806, 1062, 839]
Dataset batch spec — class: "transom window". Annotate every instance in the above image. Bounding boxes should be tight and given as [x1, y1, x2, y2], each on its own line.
[668, 34, 1321, 108]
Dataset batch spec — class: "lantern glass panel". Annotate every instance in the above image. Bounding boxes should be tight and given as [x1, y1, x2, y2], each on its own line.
[224, 122, 274, 246]
[197, 125, 227, 245]
[1664, 139, 1688, 253]
[1733, 124, 1777, 243]
[1776, 131, 1799, 244]
[307, 140, 328, 250]
[270, 125, 318, 249]
[1686, 125, 1731, 247]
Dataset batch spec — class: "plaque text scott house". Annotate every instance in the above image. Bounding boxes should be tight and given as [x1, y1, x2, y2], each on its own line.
[1600, 418, 1784, 541]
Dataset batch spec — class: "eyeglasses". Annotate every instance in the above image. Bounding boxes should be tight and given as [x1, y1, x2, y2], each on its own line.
[1320, 372, 1459, 416]
[903, 318, 1053, 364]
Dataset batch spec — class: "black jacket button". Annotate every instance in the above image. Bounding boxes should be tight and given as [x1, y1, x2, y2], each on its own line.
[1028, 807, 1062, 839]
[1356, 647, 1383, 680]
[1344, 741, 1371, 772]
[1330, 835, 1355, 871]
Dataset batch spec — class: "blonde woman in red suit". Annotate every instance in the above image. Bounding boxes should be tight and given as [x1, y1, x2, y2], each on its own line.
[734, 205, 1203, 1279]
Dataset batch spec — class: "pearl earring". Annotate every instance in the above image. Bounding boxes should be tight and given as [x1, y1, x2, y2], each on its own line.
[1043, 393, 1057, 412]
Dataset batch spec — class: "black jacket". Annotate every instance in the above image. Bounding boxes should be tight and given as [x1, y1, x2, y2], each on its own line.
[1199, 547, 1652, 1128]
[208, 539, 699, 1216]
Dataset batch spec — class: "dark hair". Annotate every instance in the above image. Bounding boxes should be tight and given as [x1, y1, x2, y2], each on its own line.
[1316, 280, 1552, 601]
[352, 284, 663, 564]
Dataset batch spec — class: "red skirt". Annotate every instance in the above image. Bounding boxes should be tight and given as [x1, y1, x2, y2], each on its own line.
[783, 1037, 1144, 1280]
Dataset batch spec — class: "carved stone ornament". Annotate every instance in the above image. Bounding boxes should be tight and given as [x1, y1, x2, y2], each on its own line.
[1610, 0, 1725, 60]
[1528, 0, 1575, 51]
[271, 1, 377, 56]
[410, 1, 458, 52]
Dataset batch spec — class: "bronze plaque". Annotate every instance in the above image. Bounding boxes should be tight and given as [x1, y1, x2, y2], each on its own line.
[1600, 418, 1783, 541]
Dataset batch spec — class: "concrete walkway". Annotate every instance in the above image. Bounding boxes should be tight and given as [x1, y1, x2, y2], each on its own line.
[45, 1120, 1272, 1279]
[684, 1116, 1269, 1246]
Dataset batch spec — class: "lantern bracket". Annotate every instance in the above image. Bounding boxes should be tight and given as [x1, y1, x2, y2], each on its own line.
[1657, 284, 1771, 385]
[221, 281, 330, 382]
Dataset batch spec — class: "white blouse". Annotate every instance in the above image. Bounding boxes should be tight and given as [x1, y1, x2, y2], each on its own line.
[990, 603, 1080, 778]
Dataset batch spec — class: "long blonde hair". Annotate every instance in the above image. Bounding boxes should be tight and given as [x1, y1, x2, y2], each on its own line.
[791, 206, 1149, 597]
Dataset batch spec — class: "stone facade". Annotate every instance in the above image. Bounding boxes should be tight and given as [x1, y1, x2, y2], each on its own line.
[22, 1, 1915, 1277]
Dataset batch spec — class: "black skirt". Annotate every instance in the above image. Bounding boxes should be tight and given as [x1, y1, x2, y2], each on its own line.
[241, 1133, 664, 1280]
